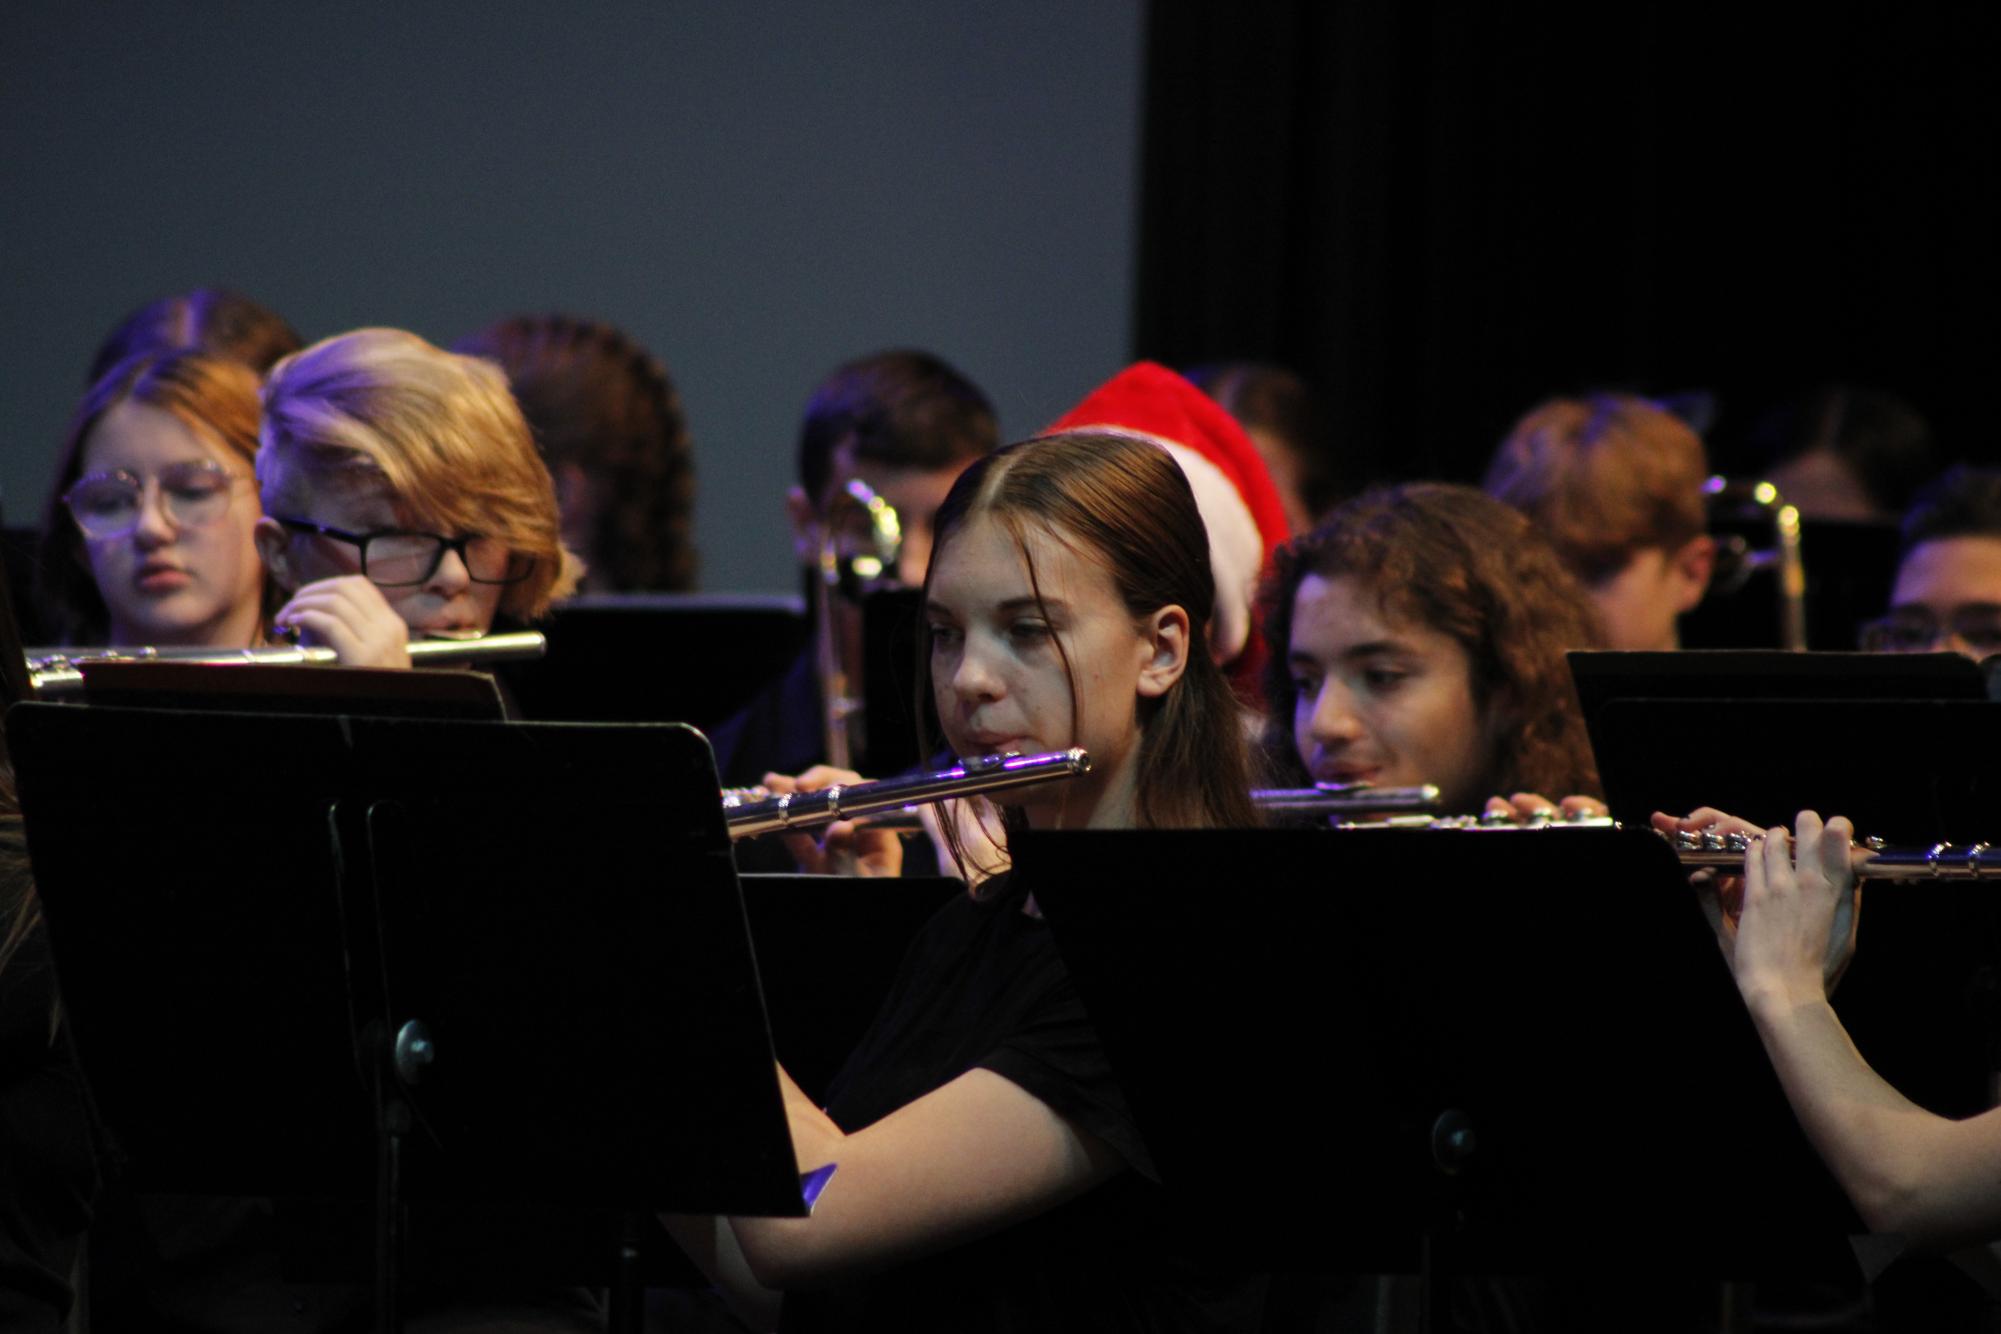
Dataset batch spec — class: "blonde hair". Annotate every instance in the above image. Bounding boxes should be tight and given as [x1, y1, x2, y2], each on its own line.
[1484, 394, 1708, 584]
[259, 328, 581, 618]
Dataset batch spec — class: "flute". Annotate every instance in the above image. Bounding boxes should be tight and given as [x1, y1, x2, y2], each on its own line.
[25, 631, 548, 694]
[1250, 782, 1442, 816]
[1333, 813, 1994, 882]
[1661, 828, 2001, 880]
[723, 748, 1092, 840]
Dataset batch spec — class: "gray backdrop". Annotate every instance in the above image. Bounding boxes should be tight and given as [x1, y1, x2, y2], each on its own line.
[1, 2, 1141, 592]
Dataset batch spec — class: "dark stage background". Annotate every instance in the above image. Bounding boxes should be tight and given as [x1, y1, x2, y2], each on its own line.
[1136, 4, 2001, 493]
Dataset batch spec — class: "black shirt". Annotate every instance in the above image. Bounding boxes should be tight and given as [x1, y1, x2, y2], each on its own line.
[782, 874, 1263, 1334]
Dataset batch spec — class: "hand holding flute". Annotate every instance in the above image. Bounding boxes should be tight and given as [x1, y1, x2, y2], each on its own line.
[750, 766, 906, 878]
[1651, 806, 1864, 997]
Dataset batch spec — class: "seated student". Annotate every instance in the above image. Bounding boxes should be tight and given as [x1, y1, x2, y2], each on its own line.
[1859, 465, 2001, 658]
[35, 352, 271, 648]
[709, 349, 998, 789]
[1484, 393, 1716, 652]
[1262, 483, 1603, 817]
[254, 329, 581, 667]
[86, 287, 303, 384]
[776, 362, 1291, 885]
[666, 430, 1263, 1331]
[454, 314, 696, 593]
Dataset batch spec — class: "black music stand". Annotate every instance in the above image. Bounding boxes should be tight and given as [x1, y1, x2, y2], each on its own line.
[7, 705, 807, 1334]
[1569, 649, 1990, 739]
[1588, 697, 2001, 845]
[1020, 825, 1861, 1323]
[495, 593, 808, 727]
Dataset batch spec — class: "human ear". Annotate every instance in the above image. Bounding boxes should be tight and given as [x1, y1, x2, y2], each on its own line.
[784, 486, 819, 567]
[254, 517, 298, 594]
[1135, 604, 1192, 699]
[1671, 534, 1717, 613]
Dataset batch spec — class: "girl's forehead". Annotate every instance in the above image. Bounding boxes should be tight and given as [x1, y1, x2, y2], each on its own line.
[934, 513, 1107, 600]
[84, 399, 231, 470]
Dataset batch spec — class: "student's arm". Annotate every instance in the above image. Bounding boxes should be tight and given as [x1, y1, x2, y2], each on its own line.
[658, 1213, 782, 1331]
[731, 1064, 1123, 1288]
[667, 1061, 1123, 1306]
[1735, 812, 2001, 1250]
[273, 575, 412, 668]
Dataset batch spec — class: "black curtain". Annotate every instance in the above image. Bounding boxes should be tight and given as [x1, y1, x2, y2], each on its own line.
[1136, 3, 2001, 488]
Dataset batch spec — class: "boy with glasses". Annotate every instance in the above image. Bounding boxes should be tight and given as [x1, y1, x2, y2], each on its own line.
[1861, 465, 2001, 658]
[255, 328, 579, 667]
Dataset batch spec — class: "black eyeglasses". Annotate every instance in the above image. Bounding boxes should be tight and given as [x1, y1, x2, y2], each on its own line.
[272, 517, 534, 588]
[1858, 609, 2001, 656]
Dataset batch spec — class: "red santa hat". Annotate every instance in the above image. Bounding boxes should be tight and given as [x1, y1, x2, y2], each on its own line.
[1046, 362, 1290, 682]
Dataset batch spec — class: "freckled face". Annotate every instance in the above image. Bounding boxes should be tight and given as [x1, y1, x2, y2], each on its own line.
[925, 515, 1155, 817]
[1287, 573, 1491, 812]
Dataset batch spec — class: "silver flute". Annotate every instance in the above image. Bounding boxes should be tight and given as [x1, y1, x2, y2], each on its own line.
[24, 630, 548, 694]
[723, 748, 1092, 841]
[1328, 813, 1997, 881]
[1664, 827, 2001, 880]
[1251, 782, 1442, 816]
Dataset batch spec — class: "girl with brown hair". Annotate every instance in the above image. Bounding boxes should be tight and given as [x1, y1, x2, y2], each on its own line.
[668, 430, 1262, 1330]
[1262, 482, 1603, 814]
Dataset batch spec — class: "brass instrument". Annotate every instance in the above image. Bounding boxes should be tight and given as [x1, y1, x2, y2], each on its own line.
[813, 478, 906, 770]
[723, 748, 1091, 841]
[24, 630, 548, 694]
[1704, 476, 1807, 651]
[1251, 782, 1442, 817]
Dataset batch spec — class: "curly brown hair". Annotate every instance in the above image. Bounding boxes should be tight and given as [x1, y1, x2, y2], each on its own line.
[1258, 483, 1603, 803]
[454, 315, 696, 592]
